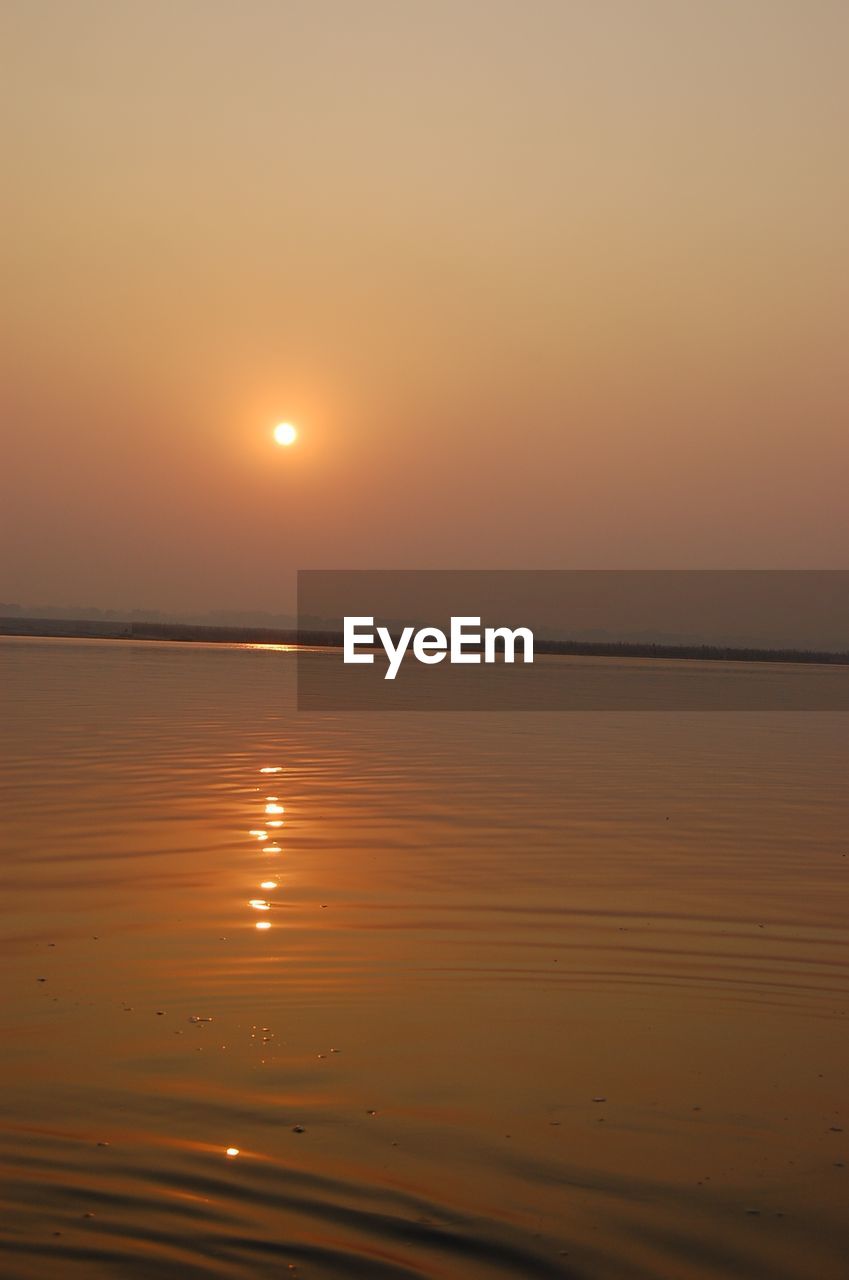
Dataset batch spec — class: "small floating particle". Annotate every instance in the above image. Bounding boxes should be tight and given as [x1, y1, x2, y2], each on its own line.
[96, 1141, 109, 1147]
[592, 1097, 606, 1103]
[156, 1011, 165, 1016]
[292, 1125, 305, 1134]
[830, 1127, 844, 1133]
[37, 977, 46, 983]
[330, 1048, 340, 1054]
[188, 1016, 213, 1024]
[366, 1109, 377, 1117]
[82, 1212, 94, 1219]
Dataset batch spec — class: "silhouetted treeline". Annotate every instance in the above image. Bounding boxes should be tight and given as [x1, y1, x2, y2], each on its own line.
[129, 621, 337, 647]
[532, 638, 849, 665]
[2, 616, 847, 665]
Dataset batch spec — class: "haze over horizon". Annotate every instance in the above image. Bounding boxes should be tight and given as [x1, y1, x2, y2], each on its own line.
[2, 0, 847, 616]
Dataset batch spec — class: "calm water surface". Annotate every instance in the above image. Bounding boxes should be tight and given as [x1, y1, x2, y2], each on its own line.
[1, 637, 847, 1279]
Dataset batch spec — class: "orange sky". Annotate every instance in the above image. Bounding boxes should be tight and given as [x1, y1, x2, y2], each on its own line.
[1, 0, 847, 615]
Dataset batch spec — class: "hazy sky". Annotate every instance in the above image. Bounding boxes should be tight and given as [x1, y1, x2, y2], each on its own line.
[1, 0, 847, 615]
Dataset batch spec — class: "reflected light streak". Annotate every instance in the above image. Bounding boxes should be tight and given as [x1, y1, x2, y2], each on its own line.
[225, 1147, 239, 1158]
[260, 767, 281, 774]
[262, 845, 281, 853]
[265, 803, 284, 815]
[267, 820, 283, 828]
[260, 880, 278, 889]
[255, 921, 271, 930]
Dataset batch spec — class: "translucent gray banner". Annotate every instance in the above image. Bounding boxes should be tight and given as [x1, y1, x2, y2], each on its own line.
[297, 571, 849, 711]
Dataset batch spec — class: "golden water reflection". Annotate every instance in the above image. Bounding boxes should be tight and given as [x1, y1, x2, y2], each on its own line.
[247, 767, 288, 935]
[6, 636, 848, 1280]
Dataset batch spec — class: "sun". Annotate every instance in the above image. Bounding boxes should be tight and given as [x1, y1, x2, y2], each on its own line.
[273, 422, 298, 447]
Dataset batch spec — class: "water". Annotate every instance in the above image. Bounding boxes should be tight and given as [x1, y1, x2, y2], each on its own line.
[1, 636, 847, 1279]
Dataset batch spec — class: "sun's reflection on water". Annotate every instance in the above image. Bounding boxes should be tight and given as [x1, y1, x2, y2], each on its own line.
[247, 767, 288, 934]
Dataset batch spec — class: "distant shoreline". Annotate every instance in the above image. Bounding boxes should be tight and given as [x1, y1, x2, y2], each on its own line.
[2, 616, 848, 666]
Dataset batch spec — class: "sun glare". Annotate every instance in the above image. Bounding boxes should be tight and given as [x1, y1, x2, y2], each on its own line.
[273, 422, 298, 447]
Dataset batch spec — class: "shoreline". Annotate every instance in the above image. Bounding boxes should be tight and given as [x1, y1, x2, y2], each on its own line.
[2, 616, 848, 666]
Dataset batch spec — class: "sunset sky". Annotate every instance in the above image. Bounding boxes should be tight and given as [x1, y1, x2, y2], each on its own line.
[1, 0, 847, 615]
